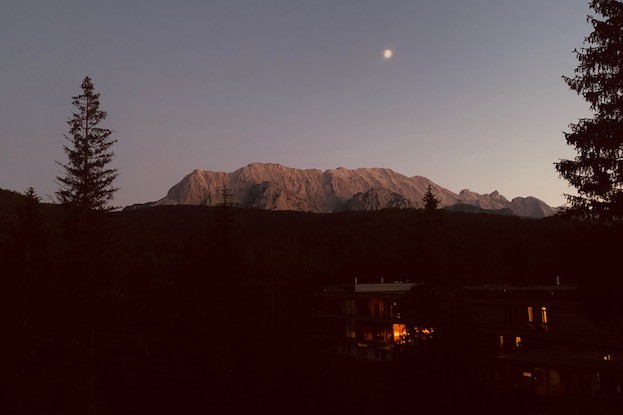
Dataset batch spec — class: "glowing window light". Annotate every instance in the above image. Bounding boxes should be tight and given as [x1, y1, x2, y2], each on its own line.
[345, 319, 356, 338]
[527, 306, 534, 323]
[541, 307, 548, 324]
[392, 324, 406, 340]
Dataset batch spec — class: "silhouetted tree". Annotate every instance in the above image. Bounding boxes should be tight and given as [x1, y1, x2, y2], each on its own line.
[0, 187, 55, 414]
[422, 184, 440, 213]
[2, 187, 46, 323]
[555, 0, 623, 222]
[218, 184, 233, 207]
[398, 283, 492, 410]
[16, 187, 44, 263]
[56, 76, 118, 212]
[52, 77, 120, 413]
[399, 283, 446, 350]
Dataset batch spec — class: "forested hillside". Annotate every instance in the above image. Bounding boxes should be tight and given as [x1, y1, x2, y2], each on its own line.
[1, 193, 621, 413]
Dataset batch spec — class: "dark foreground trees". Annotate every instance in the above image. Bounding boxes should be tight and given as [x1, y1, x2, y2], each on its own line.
[1, 200, 620, 414]
[56, 76, 118, 212]
[555, 0, 623, 222]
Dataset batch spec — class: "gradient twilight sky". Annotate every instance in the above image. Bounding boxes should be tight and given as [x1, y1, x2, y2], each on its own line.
[1, 0, 594, 208]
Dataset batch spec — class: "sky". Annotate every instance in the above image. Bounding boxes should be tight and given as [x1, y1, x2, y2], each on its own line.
[0, 0, 595, 208]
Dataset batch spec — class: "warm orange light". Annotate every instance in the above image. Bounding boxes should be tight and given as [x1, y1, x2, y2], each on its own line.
[392, 324, 406, 340]
[540, 306, 548, 324]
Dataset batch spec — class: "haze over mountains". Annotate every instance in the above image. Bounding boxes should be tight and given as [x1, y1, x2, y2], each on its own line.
[128, 163, 555, 218]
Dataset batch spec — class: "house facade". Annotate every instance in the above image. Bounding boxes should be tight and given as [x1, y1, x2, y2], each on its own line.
[314, 282, 428, 361]
[464, 284, 623, 412]
[315, 280, 623, 412]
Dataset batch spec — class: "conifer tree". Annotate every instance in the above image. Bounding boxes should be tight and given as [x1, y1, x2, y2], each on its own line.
[422, 184, 441, 212]
[56, 76, 118, 212]
[218, 184, 233, 208]
[555, 0, 623, 222]
[54, 79, 119, 411]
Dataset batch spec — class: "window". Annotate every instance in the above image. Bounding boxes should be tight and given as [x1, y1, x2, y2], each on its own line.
[345, 319, 356, 338]
[534, 367, 548, 395]
[392, 324, 406, 343]
[343, 299, 357, 315]
[515, 336, 522, 348]
[527, 306, 534, 323]
[540, 306, 548, 324]
[391, 302, 398, 318]
[540, 306, 549, 331]
[547, 369, 567, 396]
[369, 299, 384, 317]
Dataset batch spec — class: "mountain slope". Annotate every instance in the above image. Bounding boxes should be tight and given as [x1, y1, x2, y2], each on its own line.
[127, 163, 555, 218]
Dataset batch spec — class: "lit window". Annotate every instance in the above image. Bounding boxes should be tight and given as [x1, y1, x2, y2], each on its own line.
[527, 306, 534, 323]
[540, 306, 548, 324]
[499, 336, 504, 349]
[522, 371, 532, 378]
[346, 319, 356, 338]
[549, 369, 561, 386]
[604, 354, 613, 361]
[515, 336, 522, 347]
[392, 324, 406, 341]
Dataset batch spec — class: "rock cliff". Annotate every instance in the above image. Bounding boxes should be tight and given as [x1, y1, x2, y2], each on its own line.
[127, 162, 555, 218]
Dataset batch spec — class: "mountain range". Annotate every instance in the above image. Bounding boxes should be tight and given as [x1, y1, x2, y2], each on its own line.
[126, 162, 555, 218]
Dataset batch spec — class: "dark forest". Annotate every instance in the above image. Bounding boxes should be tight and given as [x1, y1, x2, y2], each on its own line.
[1, 188, 622, 414]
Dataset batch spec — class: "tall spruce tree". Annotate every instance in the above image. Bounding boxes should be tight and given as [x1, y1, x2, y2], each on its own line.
[555, 0, 623, 222]
[56, 76, 118, 212]
[55, 78, 120, 411]
[422, 184, 441, 212]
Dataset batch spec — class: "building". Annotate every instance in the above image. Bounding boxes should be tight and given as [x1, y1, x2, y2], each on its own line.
[464, 284, 623, 412]
[315, 280, 623, 412]
[315, 281, 433, 361]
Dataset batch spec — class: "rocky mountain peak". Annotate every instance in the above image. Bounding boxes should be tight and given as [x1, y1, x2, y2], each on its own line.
[132, 162, 554, 218]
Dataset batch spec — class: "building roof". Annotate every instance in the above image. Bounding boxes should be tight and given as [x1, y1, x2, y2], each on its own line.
[323, 282, 416, 294]
[463, 284, 578, 301]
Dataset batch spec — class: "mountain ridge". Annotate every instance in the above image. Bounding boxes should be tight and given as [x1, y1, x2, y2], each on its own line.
[126, 162, 555, 218]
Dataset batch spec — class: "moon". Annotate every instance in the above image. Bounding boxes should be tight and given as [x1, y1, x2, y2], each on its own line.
[383, 49, 393, 59]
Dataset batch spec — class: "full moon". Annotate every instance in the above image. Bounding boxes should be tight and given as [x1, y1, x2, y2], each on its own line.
[383, 49, 393, 59]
